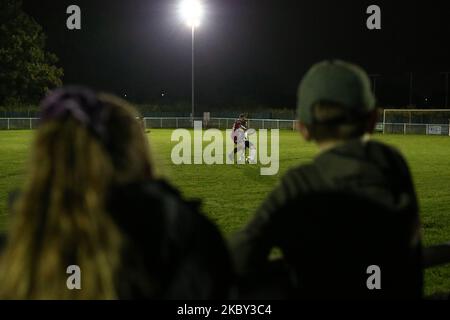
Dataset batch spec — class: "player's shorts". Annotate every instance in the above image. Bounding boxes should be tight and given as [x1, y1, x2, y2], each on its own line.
[234, 139, 250, 149]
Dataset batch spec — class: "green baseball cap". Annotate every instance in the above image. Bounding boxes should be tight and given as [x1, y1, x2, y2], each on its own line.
[297, 60, 376, 124]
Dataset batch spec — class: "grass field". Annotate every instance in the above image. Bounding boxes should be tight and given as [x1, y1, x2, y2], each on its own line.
[1, 129, 450, 296]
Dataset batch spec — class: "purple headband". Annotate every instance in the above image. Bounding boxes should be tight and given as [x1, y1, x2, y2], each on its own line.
[40, 86, 107, 142]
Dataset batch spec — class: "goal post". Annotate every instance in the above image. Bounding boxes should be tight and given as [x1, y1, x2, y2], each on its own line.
[382, 109, 450, 136]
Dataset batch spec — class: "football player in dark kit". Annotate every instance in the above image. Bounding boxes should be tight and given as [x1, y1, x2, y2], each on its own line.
[230, 60, 423, 299]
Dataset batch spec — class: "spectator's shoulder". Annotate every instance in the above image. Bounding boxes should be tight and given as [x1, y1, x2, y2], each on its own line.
[141, 179, 180, 198]
[365, 140, 410, 170]
[285, 162, 318, 176]
[275, 163, 318, 198]
[142, 179, 213, 231]
[108, 179, 196, 228]
[367, 139, 403, 156]
[138, 179, 196, 207]
[140, 179, 200, 215]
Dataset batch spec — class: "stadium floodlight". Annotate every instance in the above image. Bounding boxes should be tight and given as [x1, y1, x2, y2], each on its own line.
[179, 0, 203, 123]
[179, 0, 203, 28]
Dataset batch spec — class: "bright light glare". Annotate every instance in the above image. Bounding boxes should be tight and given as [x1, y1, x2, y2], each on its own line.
[179, 0, 203, 28]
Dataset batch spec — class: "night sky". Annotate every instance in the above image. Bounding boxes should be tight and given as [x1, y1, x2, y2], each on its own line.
[22, 0, 450, 109]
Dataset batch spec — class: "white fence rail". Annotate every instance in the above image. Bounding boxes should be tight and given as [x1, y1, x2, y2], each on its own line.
[382, 123, 450, 136]
[0, 117, 298, 131]
[1, 117, 449, 136]
[0, 118, 40, 130]
[143, 117, 297, 130]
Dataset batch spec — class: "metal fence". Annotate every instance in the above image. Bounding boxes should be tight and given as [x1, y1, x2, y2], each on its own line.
[1, 117, 450, 136]
[383, 109, 450, 126]
[0, 118, 40, 130]
[0, 117, 297, 131]
[382, 123, 450, 136]
[143, 117, 297, 130]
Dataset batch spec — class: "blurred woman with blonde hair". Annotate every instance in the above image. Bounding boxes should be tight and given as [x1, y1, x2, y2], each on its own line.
[0, 87, 232, 299]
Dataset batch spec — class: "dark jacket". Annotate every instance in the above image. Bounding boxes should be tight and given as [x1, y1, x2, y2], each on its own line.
[109, 180, 234, 299]
[231, 139, 422, 298]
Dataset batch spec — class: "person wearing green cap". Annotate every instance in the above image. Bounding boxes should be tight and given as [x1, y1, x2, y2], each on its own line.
[230, 60, 422, 298]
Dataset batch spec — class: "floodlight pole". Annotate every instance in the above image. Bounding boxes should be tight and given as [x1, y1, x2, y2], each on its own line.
[441, 72, 449, 108]
[409, 72, 414, 107]
[191, 25, 195, 124]
[369, 74, 381, 97]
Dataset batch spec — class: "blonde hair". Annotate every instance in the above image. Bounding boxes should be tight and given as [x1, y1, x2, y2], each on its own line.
[0, 94, 153, 299]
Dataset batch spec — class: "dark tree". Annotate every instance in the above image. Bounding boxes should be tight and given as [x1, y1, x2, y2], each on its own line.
[0, 0, 63, 106]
